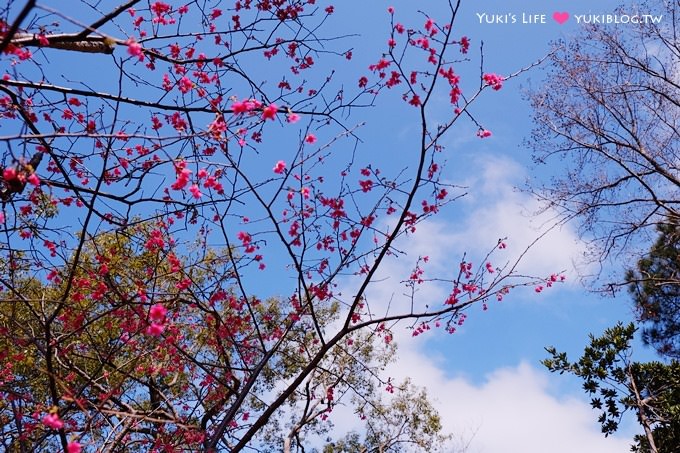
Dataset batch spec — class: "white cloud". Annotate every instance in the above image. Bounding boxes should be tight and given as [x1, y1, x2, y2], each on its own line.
[448, 153, 590, 280]
[386, 344, 635, 453]
[352, 153, 589, 318]
[325, 154, 632, 452]
[371, 154, 631, 451]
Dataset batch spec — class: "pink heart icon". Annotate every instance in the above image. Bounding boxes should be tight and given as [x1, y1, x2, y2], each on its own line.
[552, 11, 570, 24]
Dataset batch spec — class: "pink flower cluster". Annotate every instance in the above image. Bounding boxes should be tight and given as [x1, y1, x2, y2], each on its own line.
[459, 36, 470, 54]
[189, 184, 202, 199]
[231, 98, 262, 114]
[178, 76, 193, 93]
[171, 160, 192, 190]
[424, 18, 437, 36]
[144, 229, 165, 251]
[237, 231, 256, 253]
[126, 39, 144, 61]
[43, 413, 63, 430]
[3, 166, 40, 187]
[146, 303, 168, 336]
[483, 73, 504, 91]
[273, 160, 286, 174]
[439, 67, 461, 105]
[231, 98, 278, 121]
[262, 104, 278, 120]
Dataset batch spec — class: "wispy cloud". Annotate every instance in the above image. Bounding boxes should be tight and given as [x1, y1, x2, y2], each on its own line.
[447, 152, 590, 280]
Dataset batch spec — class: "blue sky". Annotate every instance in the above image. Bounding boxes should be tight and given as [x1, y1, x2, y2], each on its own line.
[324, 0, 668, 451]
[4, 0, 669, 450]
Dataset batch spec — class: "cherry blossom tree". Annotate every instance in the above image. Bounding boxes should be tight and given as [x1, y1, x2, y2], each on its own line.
[0, 1, 557, 451]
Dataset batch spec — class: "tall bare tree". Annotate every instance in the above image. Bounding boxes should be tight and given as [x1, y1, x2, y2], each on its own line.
[529, 0, 680, 278]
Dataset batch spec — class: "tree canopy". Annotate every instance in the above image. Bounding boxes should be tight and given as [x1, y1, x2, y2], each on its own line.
[0, 1, 559, 451]
[535, 2, 680, 451]
[627, 219, 680, 359]
[529, 0, 680, 271]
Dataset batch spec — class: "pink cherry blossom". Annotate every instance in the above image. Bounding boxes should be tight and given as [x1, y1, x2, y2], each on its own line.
[3, 167, 17, 181]
[304, 133, 317, 144]
[149, 303, 167, 321]
[43, 413, 64, 430]
[189, 184, 202, 199]
[146, 322, 165, 336]
[27, 173, 40, 186]
[178, 76, 193, 94]
[231, 100, 248, 114]
[483, 73, 504, 90]
[273, 160, 286, 174]
[126, 39, 144, 61]
[262, 103, 278, 120]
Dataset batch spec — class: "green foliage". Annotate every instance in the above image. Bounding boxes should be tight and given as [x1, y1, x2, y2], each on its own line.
[322, 379, 452, 453]
[543, 323, 680, 452]
[628, 362, 680, 452]
[627, 220, 680, 359]
[0, 226, 448, 451]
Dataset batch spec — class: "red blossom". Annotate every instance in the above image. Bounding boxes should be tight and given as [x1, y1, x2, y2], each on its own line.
[262, 103, 278, 120]
[189, 184, 202, 199]
[149, 303, 168, 321]
[146, 322, 165, 336]
[273, 160, 286, 174]
[126, 39, 144, 61]
[359, 180, 373, 192]
[460, 36, 470, 54]
[425, 18, 437, 35]
[3, 167, 17, 181]
[483, 73, 504, 90]
[178, 76, 193, 93]
[27, 173, 40, 186]
[368, 58, 390, 72]
[42, 413, 63, 430]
